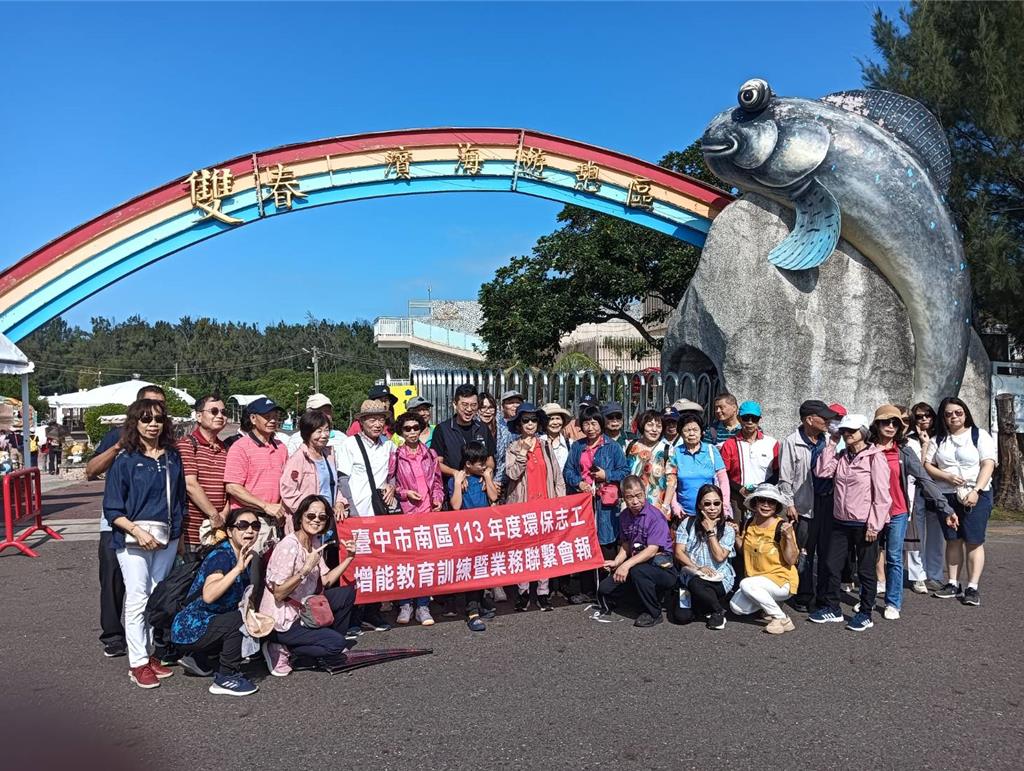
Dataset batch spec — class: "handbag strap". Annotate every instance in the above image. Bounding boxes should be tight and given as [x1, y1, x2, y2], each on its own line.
[356, 434, 378, 491]
[164, 455, 172, 527]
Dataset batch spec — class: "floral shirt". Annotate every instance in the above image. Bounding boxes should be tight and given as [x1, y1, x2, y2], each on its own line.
[627, 438, 671, 506]
[171, 541, 249, 645]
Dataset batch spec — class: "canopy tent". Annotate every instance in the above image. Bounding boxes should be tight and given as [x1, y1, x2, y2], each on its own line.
[227, 394, 268, 407]
[0, 332, 35, 466]
[47, 379, 195, 425]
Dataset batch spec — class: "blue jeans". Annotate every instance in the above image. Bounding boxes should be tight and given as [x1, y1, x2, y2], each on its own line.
[883, 513, 908, 609]
[399, 597, 430, 608]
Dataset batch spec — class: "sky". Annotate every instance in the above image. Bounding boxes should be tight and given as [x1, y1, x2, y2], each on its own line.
[0, 1, 900, 331]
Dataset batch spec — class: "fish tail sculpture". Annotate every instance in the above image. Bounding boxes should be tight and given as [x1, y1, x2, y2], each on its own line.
[700, 78, 970, 407]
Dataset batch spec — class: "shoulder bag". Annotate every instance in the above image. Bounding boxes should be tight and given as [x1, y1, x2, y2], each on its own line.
[356, 435, 401, 515]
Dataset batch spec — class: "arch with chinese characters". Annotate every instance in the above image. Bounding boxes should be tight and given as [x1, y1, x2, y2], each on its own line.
[0, 128, 732, 342]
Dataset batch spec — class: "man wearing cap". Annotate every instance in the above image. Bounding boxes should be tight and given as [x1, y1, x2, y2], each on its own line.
[393, 395, 435, 449]
[286, 393, 346, 457]
[495, 389, 524, 490]
[704, 393, 743, 447]
[719, 401, 779, 515]
[661, 407, 681, 450]
[777, 399, 841, 612]
[345, 385, 398, 438]
[602, 402, 630, 451]
[223, 398, 289, 550]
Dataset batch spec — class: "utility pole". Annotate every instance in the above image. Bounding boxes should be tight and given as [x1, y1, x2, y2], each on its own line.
[174, 362, 179, 388]
[303, 346, 320, 393]
[97, 369, 102, 388]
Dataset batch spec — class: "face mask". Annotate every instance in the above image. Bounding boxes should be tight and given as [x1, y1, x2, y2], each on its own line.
[828, 420, 840, 435]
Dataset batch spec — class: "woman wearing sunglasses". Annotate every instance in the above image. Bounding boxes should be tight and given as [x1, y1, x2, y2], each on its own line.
[171, 508, 262, 696]
[924, 397, 997, 606]
[673, 484, 736, 629]
[388, 410, 443, 625]
[906, 402, 946, 588]
[505, 402, 565, 610]
[867, 405, 955, 620]
[259, 495, 357, 675]
[103, 398, 187, 689]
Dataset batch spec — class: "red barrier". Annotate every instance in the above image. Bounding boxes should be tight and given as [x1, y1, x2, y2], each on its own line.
[0, 468, 59, 557]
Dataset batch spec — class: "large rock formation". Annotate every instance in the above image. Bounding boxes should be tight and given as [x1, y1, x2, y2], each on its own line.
[662, 194, 991, 435]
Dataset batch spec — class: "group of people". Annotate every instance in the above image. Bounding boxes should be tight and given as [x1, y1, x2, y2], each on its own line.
[92, 382, 998, 696]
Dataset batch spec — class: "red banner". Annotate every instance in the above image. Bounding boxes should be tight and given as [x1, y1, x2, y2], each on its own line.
[336, 493, 603, 603]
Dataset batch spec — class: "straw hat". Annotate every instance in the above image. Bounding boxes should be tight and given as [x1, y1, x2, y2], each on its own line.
[540, 402, 572, 420]
[356, 399, 390, 420]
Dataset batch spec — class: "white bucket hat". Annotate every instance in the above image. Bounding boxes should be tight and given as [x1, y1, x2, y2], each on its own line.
[745, 483, 789, 512]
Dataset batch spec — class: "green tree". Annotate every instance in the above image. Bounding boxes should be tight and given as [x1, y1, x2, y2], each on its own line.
[0, 375, 50, 419]
[862, 1, 1024, 337]
[478, 142, 723, 366]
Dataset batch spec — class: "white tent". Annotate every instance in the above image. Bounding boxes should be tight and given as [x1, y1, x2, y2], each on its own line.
[48, 379, 195, 423]
[228, 394, 268, 407]
[0, 332, 35, 466]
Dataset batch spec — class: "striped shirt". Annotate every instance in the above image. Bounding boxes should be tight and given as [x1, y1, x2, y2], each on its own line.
[223, 432, 287, 510]
[176, 429, 228, 546]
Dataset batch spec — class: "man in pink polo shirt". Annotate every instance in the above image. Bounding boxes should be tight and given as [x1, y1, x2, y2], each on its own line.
[223, 398, 288, 526]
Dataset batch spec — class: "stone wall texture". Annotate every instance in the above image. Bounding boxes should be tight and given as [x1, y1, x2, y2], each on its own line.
[662, 194, 991, 435]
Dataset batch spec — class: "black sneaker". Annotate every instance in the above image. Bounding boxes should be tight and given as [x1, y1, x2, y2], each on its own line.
[537, 595, 553, 612]
[633, 612, 663, 628]
[361, 616, 392, 632]
[706, 612, 726, 630]
[962, 587, 980, 606]
[478, 605, 496, 620]
[103, 644, 127, 658]
[514, 594, 529, 612]
[933, 582, 962, 599]
[789, 599, 810, 614]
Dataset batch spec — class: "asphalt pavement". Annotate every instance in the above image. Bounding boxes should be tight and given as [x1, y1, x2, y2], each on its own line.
[1, 485, 1023, 770]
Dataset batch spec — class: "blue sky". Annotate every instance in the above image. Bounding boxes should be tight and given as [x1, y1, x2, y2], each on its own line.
[0, 1, 899, 330]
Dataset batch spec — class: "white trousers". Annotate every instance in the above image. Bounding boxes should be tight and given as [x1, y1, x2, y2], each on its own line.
[729, 576, 791, 620]
[516, 579, 550, 595]
[116, 541, 179, 667]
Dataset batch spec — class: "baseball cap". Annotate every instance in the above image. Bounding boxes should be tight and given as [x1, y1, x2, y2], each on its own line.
[246, 397, 281, 416]
[661, 407, 680, 421]
[367, 384, 398, 405]
[828, 402, 848, 418]
[738, 400, 762, 418]
[407, 396, 432, 410]
[578, 393, 598, 407]
[838, 413, 871, 434]
[500, 389, 524, 403]
[306, 393, 332, 410]
[799, 399, 839, 420]
[601, 401, 624, 417]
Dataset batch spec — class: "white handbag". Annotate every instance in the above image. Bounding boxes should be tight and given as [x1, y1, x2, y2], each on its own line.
[125, 458, 172, 547]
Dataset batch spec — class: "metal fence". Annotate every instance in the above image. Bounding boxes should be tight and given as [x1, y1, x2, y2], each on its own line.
[392, 368, 721, 428]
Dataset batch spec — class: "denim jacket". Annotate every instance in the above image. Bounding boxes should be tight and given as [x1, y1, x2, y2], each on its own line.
[564, 436, 630, 544]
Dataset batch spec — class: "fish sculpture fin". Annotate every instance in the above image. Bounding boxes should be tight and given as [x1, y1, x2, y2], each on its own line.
[768, 178, 841, 271]
[821, 89, 952, 193]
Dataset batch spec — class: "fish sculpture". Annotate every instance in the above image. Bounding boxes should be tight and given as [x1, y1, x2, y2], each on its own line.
[700, 78, 970, 406]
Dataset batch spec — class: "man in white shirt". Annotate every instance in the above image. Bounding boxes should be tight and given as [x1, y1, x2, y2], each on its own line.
[336, 399, 396, 517]
[285, 393, 347, 457]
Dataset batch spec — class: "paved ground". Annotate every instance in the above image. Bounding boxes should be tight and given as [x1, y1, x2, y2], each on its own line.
[2, 483, 1023, 769]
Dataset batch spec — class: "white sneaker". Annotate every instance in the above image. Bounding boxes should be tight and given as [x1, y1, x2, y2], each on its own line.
[876, 581, 886, 596]
[911, 580, 928, 594]
[492, 586, 508, 602]
[883, 605, 901, 620]
[415, 606, 435, 626]
[396, 604, 414, 625]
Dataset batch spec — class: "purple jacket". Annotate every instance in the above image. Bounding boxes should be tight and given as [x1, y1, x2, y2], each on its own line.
[814, 441, 892, 533]
[389, 443, 444, 514]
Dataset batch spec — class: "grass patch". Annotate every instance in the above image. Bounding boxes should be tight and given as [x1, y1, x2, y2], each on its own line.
[992, 506, 1024, 523]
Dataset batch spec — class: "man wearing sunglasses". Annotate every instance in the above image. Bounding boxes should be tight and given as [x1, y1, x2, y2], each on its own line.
[86, 383, 167, 660]
[719, 401, 780, 517]
[176, 394, 230, 558]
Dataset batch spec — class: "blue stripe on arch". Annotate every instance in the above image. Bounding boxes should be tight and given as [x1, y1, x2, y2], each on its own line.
[2, 168, 712, 340]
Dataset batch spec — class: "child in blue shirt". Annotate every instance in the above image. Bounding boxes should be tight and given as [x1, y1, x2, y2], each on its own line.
[445, 441, 499, 631]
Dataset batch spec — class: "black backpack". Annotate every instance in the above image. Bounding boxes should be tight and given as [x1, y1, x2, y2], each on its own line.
[145, 556, 206, 631]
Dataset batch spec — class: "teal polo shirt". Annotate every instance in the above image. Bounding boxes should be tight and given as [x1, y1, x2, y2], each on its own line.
[671, 441, 725, 515]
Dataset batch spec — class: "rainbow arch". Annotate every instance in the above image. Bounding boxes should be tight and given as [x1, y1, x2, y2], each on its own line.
[0, 128, 732, 342]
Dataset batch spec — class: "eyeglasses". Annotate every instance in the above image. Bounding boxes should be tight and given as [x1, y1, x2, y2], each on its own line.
[877, 418, 902, 427]
[740, 415, 760, 422]
[701, 500, 723, 507]
[231, 520, 261, 531]
[914, 414, 932, 421]
[304, 513, 328, 523]
[520, 416, 539, 424]
[202, 407, 227, 416]
[944, 410, 965, 418]
[401, 424, 421, 433]
[139, 414, 166, 424]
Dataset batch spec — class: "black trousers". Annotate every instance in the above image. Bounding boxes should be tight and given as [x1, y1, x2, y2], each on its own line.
[598, 562, 679, 618]
[176, 610, 244, 675]
[794, 493, 836, 603]
[98, 532, 126, 648]
[273, 585, 356, 659]
[820, 521, 880, 613]
[47, 448, 61, 474]
[673, 576, 728, 623]
[577, 543, 622, 596]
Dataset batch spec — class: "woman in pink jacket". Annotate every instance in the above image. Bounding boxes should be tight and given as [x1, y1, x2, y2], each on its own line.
[807, 412, 892, 632]
[280, 410, 349, 532]
[387, 411, 443, 626]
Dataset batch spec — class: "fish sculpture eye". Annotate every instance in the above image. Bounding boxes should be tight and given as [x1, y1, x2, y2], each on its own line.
[738, 78, 772, 113]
